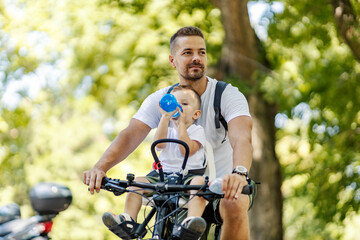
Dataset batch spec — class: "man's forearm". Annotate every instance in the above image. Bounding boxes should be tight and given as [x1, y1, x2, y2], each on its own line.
[228, 116, 253, 171]
[232, 137, 253, 171]
[94, 135, 128, 173]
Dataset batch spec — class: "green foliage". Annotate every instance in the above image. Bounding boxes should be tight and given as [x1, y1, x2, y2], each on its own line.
[264, 0, 360, 238]
[0, 0, 222, 239]
[2, 0, 358, 239]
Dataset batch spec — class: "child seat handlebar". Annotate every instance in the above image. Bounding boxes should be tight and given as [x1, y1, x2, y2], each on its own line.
[151, 138, 190, 183]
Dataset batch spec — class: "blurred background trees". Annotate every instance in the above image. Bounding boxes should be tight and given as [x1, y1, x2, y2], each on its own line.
[0, 0, 359, 239]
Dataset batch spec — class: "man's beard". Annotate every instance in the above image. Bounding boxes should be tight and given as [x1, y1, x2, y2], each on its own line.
[180, 63, 205, 81]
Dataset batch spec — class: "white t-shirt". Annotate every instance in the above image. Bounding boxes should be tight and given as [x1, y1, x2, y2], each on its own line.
[133, 76, 251, 177]
[158, 124, 206, 173]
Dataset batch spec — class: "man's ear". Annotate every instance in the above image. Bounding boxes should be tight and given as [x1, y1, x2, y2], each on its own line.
[169, 55, 176, 69]
[193, 110, 201, 120]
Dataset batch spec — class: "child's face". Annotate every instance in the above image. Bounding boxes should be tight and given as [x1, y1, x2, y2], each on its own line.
[172, 90, 201, 125]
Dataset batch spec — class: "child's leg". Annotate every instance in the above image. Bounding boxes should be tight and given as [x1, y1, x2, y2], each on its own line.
[187, 176, 207, 217]
[124, 176, 151, 221]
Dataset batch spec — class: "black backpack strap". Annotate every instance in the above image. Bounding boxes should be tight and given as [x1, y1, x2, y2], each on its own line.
[167, 83, 180, 94]
[214, 81, 228, 131]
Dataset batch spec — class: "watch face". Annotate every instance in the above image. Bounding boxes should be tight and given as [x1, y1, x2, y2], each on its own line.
[233, 166, 248, 177]
[235, 166, 247, 174]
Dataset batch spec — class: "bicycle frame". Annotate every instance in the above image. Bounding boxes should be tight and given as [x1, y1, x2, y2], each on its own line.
[102, 174, 212, 239]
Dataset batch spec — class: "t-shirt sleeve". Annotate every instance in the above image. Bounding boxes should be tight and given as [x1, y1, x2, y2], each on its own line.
[187, 125, 206, 147]
[132, 88, 168, 129]
[221, 84, 251, 123]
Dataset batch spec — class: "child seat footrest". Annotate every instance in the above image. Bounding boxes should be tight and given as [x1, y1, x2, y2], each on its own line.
[109, 221, 146, 239]
[172, 224, 203, 240]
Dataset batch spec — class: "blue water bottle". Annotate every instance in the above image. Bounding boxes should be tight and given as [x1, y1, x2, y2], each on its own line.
[159, 94, 183, 118]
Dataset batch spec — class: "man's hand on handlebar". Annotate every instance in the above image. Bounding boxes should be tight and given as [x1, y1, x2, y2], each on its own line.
[83, 167, 107, 194]
[221, 173, 248, 200]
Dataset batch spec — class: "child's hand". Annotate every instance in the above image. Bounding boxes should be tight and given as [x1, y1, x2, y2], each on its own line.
[158, 104, 176, 120]
[171, 106, 185, 127]
[177, 106, 186, 124]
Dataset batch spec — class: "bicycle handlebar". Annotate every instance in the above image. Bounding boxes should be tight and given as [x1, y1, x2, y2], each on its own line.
[101, 175, 252, 197]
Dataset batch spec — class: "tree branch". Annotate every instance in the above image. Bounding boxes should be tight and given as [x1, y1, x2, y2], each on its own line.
[332, 0, 360, 62]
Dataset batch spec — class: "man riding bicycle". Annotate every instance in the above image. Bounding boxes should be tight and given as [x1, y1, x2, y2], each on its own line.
[84, 26, 255, 240]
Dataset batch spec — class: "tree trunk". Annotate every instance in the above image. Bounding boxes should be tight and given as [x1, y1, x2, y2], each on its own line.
[210, 0, 283, 239]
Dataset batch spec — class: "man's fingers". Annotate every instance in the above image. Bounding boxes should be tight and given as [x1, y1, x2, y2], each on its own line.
[83, 171, 91, 185]
[222, 174, 248, 199]
[95, 173, 105, 193]
[229, 179, 239, 199]
[88, 174, 95, 195]
[88, 172, 97, 195]
[222, 175, 235, 199]
[227, 175, 239, 199]
[222, 176, 229, 196]
[83, 171, 87, 184]
[83, 168, 107, 195]
[234, 176, 248, 199]
[83, 170, 95, 194]
[234, 181, 244, 200]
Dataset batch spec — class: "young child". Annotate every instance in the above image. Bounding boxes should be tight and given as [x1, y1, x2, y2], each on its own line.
[102, 85, 207, 236]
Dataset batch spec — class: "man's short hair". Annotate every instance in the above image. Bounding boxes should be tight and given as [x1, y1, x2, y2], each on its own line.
[171, 85, 201, 110]
[170, 26, 204, 54]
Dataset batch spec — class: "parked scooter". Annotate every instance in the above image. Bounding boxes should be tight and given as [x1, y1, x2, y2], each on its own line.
[0, 182, 72, 240]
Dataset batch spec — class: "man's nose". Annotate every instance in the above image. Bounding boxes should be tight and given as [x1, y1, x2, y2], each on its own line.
[192, 54, 201, 63]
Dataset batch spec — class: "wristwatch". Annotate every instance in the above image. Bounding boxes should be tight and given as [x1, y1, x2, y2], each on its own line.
[232, 166, 248, 178]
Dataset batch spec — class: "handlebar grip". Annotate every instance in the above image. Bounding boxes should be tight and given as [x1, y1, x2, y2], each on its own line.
[101, 177, 109, 187]
[241, 184, 252, 195]
[209, 178, 253, 195]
